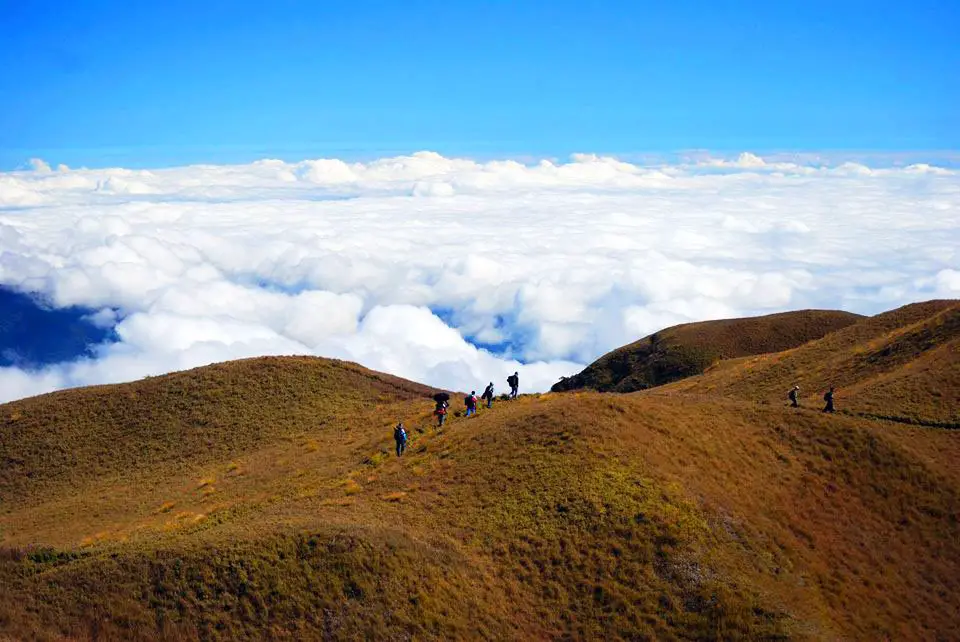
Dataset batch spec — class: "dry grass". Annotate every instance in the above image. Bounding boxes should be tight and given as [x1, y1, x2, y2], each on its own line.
[0, 304, 957, 640]
[0, 355, 438, 508]
[666, 299, 960, 425]
[554, 309, 862, 392]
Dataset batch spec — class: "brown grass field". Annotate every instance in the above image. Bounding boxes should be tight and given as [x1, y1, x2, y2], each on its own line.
[552, 309, 863, 393]
[1, 301, 958, 640]
[666, 300, 960, 426]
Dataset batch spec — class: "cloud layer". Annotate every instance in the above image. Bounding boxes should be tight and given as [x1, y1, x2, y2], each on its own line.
[1, 152, 958, 403]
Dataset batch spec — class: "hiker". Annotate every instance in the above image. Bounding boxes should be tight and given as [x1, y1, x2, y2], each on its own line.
[464, 391, 478, 417]
[432, 392, 450, 427]
[435, 399, 448, 427]
[507, 372, 519, 398]
[481, 382, 495, 408]
[788, 385, 800, 408]
[822, 387, 836, 413]
[394, 422, 407, 456]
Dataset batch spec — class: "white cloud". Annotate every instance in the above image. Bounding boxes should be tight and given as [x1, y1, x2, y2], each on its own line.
[931, 269, 960, 296]
[95, 176, 159, 195]
[0, 152, 957, 403]
[28, 158, 52, 173]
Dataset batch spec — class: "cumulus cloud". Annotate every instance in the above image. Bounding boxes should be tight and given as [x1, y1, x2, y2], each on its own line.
[0, 151, 957, 403]
[28, 158, 52, 173]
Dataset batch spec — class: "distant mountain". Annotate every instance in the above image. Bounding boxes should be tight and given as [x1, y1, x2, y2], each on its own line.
[1, 303, 957, 640]
[552, 309, 863, 393]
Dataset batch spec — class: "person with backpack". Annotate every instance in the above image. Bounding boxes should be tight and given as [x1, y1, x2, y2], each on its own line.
[788, 385, 800, 408]
[481, 382, 495, 408]
[507, 372, 519, 398]
[822, 387, 836, 413]
[435, 399, 448, 427]
[464, 391, 478, 417]
[394, 422, 408, 457]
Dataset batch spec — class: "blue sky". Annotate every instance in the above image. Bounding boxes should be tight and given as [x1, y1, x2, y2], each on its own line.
[1, 0, 957, 169]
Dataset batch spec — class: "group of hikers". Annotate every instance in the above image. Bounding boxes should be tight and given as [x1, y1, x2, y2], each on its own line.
[394, 373, 841, 456]
[788, 385, 836, 412]
[394, 372, 520, 456]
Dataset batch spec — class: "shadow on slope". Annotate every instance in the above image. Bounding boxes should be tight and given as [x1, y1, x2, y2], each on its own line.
[552, 310, 862, 393]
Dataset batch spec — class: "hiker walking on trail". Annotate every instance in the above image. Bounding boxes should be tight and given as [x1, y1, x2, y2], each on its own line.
[435, 399, 448, 427]
[507, 372, 519, 399]
[433, 392, 450, 427]
[394, 422, 408, 457]
[481, 382, 495, 408]
[465, 391, 478, 417]
[822, 387, 836, 413]
[788, 385, 800, 408]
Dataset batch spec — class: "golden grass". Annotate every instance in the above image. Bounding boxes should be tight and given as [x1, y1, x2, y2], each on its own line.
[342, 479, 362, 496]
[0, 307, 957, 640]
[0, 355, 438, 509]
[665, 300, 960, 426]
[554, 309, 862, 392]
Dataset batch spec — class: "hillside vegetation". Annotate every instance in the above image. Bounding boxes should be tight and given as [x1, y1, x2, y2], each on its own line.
[666, 300, 960, 426]
[1, 301, 958, 641]
[1, 356, 435, 507]
[552, 310, 862, 393]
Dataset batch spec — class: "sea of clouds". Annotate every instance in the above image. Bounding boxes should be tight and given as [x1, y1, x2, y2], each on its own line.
[0, 151, 958, 403]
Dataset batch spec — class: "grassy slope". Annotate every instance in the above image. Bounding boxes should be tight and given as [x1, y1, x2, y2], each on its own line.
[2, 346, 959, 640]
[666, 300, 960, 426]
[0, 356, 437, 508]
[552, 310, 863, 393]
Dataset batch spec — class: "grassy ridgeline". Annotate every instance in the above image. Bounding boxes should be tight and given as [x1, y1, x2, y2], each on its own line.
[552, 309, 863, 393]
[1, 302, 958, 640]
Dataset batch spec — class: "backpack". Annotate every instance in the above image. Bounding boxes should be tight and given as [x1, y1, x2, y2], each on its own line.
[395, 426, 406, 441]
[464, 395, 471, 406]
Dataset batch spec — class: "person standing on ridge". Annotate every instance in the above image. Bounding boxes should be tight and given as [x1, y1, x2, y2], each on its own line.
[507, 372, 519, 399]
[788, 385, 800, 408]
[481, 382, 495, 408]
[394, 422, 408, 457]
[822, 387, 836, 413]
[465, 391, 478, 417]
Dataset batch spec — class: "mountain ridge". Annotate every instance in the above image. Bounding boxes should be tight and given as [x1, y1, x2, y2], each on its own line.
[1, 300, 958, 640]
[663, 299, 960, 426]
[552, 309, 863, 393]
